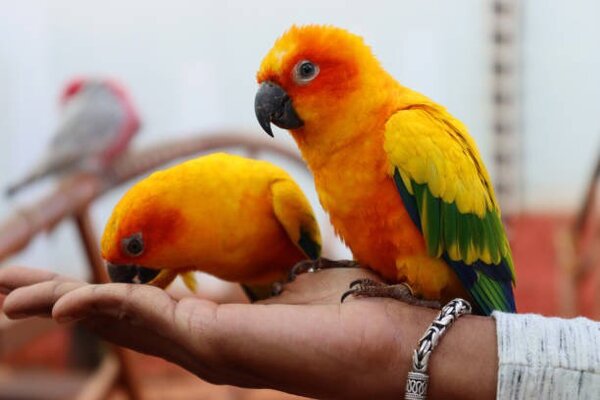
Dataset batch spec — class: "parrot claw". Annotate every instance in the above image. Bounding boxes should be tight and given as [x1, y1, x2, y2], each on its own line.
[348, 278, 381, 290]
[340, 280, 441, 309]
[288, 258, 361, 282]
[271, 281, 284, 296]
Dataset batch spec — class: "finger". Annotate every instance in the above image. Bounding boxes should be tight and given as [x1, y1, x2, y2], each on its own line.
[3, 280, 86, 318]
[52, 284, 234, 384]
[52, 283, 178, 330]
[0, 266, 79, 295]
[78, 314, 217, 376]
[52, 284, 311, 389]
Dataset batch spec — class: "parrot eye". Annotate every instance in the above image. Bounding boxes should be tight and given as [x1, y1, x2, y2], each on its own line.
[293, 60, 319, 84]
[122, 233, 144, 257]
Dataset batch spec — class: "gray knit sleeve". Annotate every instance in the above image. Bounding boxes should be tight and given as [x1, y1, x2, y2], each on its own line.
[492, 312, 600, 400]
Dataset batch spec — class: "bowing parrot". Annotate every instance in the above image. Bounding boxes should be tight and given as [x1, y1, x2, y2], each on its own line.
[6, 77, 141, 196]
[101, 153, 321, 301]
[254, 25, 516, 315]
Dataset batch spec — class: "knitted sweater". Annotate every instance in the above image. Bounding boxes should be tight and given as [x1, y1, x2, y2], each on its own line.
[492, 312, 600, 399]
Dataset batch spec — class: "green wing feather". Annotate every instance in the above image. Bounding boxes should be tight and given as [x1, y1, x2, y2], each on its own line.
[298, 228, 321, 260]
[386, 108, 516, 315]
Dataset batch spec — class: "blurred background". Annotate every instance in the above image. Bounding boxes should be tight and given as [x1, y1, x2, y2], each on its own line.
[1, 0, 599, 399]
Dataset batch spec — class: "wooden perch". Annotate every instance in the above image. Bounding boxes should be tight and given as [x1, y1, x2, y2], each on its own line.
[573, 144, 600, 245]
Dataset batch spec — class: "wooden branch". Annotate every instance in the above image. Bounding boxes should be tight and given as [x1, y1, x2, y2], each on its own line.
[73, 209, 143, 400]
[73, 211, 110, 284]
[573, 145, 600, 246]
[74, 354, 120, 400]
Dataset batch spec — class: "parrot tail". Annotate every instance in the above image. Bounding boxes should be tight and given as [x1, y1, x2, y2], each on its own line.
[5, 154, 80, 197]
[5, 171, 47, 197]
[241, 283, 278, 302]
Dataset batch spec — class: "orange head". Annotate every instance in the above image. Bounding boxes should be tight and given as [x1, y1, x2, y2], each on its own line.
[255, 25, 395, 148]
[101, 170, 189, 286]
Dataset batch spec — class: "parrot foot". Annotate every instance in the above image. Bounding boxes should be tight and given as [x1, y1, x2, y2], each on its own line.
[288, 258, 361, 282]
[340, 279, 441, 309]
[271, 281, 284, 296]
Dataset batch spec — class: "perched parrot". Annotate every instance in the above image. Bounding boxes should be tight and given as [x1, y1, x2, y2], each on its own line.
[6, 77, 141, 196]
[101, 153, 321, 301]
[254, 25, 516, 315]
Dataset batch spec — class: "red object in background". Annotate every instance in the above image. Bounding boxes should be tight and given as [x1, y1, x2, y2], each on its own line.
[510, 213, 598, 319]
[510, 214, 563, 316]
[2, 322, 70, 370]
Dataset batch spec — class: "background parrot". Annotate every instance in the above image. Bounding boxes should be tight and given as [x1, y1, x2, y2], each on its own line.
[254, 25, 516, 315]
[6, 77, 141, 196]
[101, 152, 321, 301]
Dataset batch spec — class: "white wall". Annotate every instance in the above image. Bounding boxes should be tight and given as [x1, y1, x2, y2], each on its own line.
[522, 0, 600, 210]
[0, 0, 597, 276]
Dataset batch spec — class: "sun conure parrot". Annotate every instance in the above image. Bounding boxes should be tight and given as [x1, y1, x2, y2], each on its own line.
[101, 152, 321, 301]
[6, 77, 141, 196]
[254, 25, 516, 315]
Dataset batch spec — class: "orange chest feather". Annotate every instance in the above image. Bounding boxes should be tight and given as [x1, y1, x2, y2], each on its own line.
[310, 136, 427, 282]
[311, 143, 466, 301]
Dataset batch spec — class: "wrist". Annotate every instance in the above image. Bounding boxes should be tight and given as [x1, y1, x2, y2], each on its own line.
[426, 314, 498, 400]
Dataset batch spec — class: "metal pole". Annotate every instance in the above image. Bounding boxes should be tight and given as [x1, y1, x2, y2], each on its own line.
[491, 0, 522, 219]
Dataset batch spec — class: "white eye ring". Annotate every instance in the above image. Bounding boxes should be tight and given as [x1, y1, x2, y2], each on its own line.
[293, 60, 319, 84]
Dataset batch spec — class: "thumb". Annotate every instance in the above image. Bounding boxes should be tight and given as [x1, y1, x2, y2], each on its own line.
[52, 284, 266, 387]
[52, 283, 177, 327]
[51, 284, 208, 372]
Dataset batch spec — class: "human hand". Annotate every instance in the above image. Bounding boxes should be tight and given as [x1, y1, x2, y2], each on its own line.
[0, 266, 496, 400]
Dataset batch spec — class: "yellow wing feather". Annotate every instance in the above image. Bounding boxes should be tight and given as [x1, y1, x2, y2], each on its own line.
[271, 178, 322, 259]
[384, 107, 498, 218]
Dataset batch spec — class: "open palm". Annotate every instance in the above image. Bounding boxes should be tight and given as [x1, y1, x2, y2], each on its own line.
[0, 266, 495, 400]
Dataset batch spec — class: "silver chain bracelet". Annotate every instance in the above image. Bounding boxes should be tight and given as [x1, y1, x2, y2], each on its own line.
[404, 298, 472, 400]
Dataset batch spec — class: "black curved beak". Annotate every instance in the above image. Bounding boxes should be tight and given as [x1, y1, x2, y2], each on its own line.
[254, 82, 303, 137]
[107, 263, 161, 284]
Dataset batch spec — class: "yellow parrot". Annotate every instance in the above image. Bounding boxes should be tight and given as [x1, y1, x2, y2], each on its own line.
[101, 153, 321, 301]
[254, 25, 516, 315]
